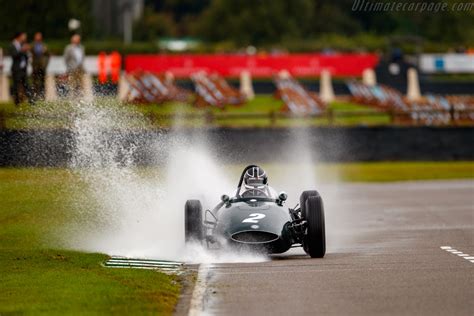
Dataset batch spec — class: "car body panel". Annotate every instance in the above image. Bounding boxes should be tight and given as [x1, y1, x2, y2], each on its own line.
[211, 200, 294, 253]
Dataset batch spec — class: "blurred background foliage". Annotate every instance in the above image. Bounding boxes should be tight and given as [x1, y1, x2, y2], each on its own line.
[0, 0, 94, 39]
[0, 0, 472, 54]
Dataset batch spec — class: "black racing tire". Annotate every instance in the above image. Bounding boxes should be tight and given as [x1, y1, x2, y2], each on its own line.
[303, 195, 326, 258]
[300, 190, 319, 219]
[185, 200, 203, 243]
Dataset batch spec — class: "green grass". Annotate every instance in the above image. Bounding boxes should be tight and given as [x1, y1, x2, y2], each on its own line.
[0, 169, 181, 315]
[231, 161, 474, 183]
[319, 161, 474, 182]
[0, 96, 392, 129]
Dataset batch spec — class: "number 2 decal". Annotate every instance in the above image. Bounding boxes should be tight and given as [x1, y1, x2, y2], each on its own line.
[242, 213, 266, 223]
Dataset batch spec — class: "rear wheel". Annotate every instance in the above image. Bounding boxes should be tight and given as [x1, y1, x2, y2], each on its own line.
[185, 200, 203, 243]
[302, 194, 326, 258]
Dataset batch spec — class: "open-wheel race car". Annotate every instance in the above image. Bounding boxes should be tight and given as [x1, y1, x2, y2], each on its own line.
[184, 165, 325, 258]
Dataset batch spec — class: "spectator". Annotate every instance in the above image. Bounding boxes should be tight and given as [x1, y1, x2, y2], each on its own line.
[31, 32, 50, 102]
[63, 34, 85, 95]
[9, 32, 31, 105]
[0, 47, 3, 73]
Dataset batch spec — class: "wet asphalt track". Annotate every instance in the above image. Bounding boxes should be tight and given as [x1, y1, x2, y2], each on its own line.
[195, 180, 473, 315]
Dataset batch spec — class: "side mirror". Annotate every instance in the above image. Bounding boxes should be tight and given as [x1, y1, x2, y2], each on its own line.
[277, 191, 288, 205]
[279, 191, 288, 201]
[221, 194, 230, 203]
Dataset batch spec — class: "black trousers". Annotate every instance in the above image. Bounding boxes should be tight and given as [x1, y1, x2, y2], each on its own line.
[11, 71, 31, 105]
[32, 68, 46, 101]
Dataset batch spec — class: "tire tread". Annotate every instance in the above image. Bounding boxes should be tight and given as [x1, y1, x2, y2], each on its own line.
[304, 195, 326, 258]
[185, 199, 203, 242]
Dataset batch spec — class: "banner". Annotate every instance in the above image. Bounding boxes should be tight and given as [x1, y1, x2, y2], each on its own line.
[420, 54, 474, 74]
[125, 53, 379, 77]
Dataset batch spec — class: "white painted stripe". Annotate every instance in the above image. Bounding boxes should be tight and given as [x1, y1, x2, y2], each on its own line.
[105, 266, 181, 272]
[105, 262, 180, 268]
[106, 264, 178, 269]
[108, 259, 182, 266]
[110, 256, 181, 260]
[107, 266, 181, 271]
[188, 264, 212, 316]
[108, 266, 162, 270]
[110, 257, 183, 265]
[109, 266, 180, 271]
[107, 259, 178, 264]
[106, 262, 179, 268]
[103, 257, 184, 274]
[440, 246, 474, 265]
[110, 256, 182, 262]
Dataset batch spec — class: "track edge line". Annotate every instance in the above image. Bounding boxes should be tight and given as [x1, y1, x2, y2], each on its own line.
[188, 263, 211, 316]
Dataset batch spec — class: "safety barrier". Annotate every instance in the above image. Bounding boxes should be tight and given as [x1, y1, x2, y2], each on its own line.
[1, 108, 472, 130]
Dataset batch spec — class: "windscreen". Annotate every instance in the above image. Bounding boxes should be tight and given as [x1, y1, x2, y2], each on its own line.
[237, 186, 278, 199]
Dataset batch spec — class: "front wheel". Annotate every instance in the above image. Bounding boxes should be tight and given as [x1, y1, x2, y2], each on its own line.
[300, 190, 319, 219]
[303, 194, 326, 258]
[185, 200, 203, 243]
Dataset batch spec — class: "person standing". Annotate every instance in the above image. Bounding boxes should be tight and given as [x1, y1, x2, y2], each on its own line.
[31, 32, 50, 102]
[9, 32, 31, 105]
[63, 34, 85, 96]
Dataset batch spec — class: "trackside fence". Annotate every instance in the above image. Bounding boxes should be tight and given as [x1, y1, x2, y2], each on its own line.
[0, 108, 473, 129]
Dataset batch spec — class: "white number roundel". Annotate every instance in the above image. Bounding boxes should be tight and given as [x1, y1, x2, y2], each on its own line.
[242, 213, 266, 223]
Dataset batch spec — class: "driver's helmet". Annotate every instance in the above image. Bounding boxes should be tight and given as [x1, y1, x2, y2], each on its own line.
[244, 166, 268, 189]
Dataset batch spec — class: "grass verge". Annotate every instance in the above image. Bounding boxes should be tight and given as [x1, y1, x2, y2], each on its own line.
[0, 96, 390, 129]
[0, 168, 181, 315]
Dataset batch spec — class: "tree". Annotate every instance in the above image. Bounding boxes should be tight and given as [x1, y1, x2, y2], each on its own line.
[0, 0, 94, 40]
[196, 0, 316, 45]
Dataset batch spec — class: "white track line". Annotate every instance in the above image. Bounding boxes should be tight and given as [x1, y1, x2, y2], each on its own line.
[440, 246, 474, 264]
[108, 259, 182, 266]
[105, 265, 181, 272]
[188, 264, 212, 316]
[110, 257, 182, 265]
[103, 257, 183, 274]
[105, 262, 180, 269]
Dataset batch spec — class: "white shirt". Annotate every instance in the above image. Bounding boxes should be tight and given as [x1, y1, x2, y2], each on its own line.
[72, 46, 84, 65]
[13, 40, 21, 51]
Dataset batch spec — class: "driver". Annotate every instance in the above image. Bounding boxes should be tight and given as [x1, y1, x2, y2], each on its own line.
[240, 166, 274, 198]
